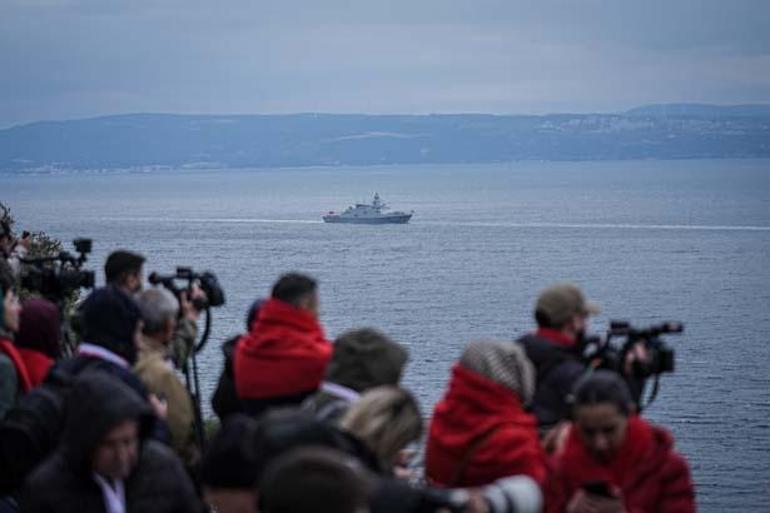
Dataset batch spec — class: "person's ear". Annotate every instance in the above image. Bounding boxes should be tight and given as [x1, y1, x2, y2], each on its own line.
[164, 318, 175, 341]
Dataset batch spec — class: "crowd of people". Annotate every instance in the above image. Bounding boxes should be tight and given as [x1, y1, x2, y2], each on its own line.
[0, 226, 697, 513]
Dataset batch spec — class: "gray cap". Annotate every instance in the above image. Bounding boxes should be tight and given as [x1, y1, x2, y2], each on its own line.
[535, 282, 600, 327]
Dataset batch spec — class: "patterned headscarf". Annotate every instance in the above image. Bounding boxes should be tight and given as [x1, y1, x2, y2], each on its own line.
[459, 340, 535, 405]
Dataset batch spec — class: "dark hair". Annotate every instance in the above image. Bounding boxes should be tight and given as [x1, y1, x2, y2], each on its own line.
[201, 414, 261, 489]
[79, 286, 142, 364]
[572, 370, 633, 416]
[271, 273, 317, 307]
[104, 250, 145, 285]
[248, 409, 382, 478]
[246, 298, 266, 330]
[535, 309, 559, 329]
[259, 447, 369, 513]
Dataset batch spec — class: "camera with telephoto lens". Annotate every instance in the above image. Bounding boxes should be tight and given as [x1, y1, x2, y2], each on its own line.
[148, 266, 225, 310]
[20, 238, 95, 300]
[371, 476, 542, 513]
[582, 320, 682, 379]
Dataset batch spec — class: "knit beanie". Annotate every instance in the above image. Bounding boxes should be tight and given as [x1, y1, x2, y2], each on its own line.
[459, 340, 535, 405]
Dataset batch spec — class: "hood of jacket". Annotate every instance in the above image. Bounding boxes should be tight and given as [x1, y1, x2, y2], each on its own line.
[60, 371, 152, 475]
[234, 298, 332, 399]
[426, 364, 544, 487]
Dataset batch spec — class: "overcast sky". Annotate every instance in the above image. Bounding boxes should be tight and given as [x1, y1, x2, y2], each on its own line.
[1, 0, 769, 128]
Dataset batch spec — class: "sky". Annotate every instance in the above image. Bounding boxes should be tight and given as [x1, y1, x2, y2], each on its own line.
[1, 0, 769, 128]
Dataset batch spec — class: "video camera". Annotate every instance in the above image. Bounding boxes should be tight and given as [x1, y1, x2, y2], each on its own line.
[20, 238, 95, 300]
[582, 320, 683, 409]
[148, 267, 225, 311]
[583, 320, 682, 378]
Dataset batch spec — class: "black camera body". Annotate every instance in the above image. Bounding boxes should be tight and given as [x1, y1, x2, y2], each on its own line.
[20, 238, 95, 300]
[148, 267, 225, 310]
[583, 320, 681, 379]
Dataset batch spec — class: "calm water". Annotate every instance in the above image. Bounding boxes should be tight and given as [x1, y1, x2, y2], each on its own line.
[3, 159, 770, 511]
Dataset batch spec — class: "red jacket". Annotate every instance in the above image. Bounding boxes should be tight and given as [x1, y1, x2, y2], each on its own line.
[17, 347, 54, 387]
[547, 417, 696, 513]
[234, 299, 332, 400]
[425, 364, 546, 487]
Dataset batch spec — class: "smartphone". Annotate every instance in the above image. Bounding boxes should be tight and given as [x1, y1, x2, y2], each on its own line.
[582, 480, 614, 498]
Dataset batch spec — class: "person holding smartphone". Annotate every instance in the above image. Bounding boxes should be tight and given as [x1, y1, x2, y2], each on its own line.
[546, 371, 696, 513]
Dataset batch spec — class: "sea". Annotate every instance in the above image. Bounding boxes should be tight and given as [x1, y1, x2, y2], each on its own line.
[2, 159, 769, 511]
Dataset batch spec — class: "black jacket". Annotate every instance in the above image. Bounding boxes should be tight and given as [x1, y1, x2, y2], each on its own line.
[211, 336, 242, 422]
[517, 333, 586, 431]
[20, 372, 201, 513]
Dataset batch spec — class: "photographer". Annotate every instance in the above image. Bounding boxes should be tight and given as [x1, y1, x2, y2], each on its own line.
[516, 283, 600, 435]
[134, 287, 199, 470]
[104, 250, 145, 295]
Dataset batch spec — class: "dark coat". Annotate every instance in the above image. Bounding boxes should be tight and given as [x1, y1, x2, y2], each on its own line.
[546, 417, 696, 513]
[211, 335, 243, 421]
[517, 332, 586, 430]
[20, 372, 201, 513]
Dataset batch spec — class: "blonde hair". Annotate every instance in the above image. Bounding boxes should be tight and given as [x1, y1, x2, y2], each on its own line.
[340, 386, 422, 471]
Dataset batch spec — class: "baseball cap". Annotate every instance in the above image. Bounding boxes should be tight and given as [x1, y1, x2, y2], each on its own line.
[535, 283, 600, 327]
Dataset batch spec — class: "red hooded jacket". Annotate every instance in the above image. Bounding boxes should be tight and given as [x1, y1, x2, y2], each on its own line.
[234, 298, 332, 400]
[425, 364, 547, 488]
[547, 416, 696, 513]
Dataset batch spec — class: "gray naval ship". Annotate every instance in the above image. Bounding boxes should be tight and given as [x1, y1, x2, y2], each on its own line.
[322, 193, 413, 224]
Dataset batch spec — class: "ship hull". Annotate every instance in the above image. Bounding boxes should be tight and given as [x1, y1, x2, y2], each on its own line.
[322, 214, 412, 224]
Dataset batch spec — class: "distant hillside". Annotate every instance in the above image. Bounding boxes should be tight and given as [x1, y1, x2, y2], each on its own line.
[626, 103, 770, 118]
[1, 105, 769, 171]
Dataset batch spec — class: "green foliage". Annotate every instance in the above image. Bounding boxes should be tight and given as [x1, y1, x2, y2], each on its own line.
[1, 201, 81, 354]
[1, 201, 68, 299]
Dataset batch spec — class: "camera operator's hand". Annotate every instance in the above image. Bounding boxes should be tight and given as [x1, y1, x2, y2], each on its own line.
[567, 489, 626, 513]
[624, 341, 650, 377]
[179, 285, 206, 323]
[148, 394, 168, 420]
